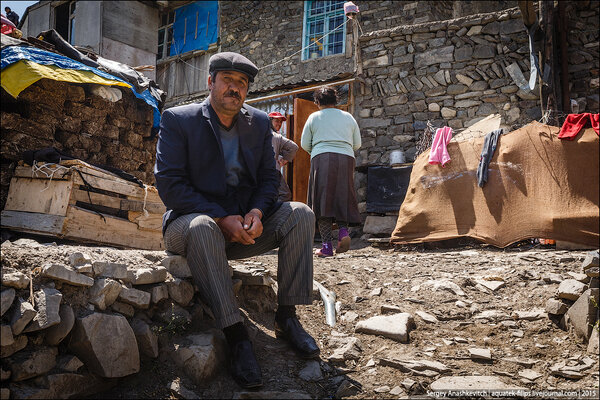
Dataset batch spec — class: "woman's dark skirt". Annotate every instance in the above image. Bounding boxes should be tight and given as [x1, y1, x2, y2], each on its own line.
[307, 152, 361, 225]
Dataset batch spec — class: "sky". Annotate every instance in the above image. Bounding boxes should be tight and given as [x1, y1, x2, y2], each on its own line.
[1, 0, 38, 20]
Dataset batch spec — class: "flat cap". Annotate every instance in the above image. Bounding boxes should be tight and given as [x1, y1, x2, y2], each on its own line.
[209, 52, 258, 82]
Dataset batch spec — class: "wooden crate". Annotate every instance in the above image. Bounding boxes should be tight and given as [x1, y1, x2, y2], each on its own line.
[1, 160, 165, 250]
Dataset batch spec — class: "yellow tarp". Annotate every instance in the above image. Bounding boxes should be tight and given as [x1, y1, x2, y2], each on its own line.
[1, 59, 131, 98]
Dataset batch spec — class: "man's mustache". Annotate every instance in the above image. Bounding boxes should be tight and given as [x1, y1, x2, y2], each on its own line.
[225, 91, 241, 99]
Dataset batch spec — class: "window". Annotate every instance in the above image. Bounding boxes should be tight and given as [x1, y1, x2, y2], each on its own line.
[54, 1, 76, 44]
[157, 10, 175, 61]
[302, 0, 346, 60]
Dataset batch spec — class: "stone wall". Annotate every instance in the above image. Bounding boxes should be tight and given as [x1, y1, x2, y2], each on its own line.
[352, 5, 599, 210]
[0, 80, 157, 210]
[0, 239, 277, 398]
[567, 2, 600, 112]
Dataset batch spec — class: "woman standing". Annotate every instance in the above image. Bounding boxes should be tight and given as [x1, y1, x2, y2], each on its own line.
[301, 86, 361, 257]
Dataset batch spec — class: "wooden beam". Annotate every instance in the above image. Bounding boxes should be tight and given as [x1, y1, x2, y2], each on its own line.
[518, 1, 537, 27]
[1, 210, 65, 235]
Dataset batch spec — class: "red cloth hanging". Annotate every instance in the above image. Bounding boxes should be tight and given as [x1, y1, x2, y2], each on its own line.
[558, 113, 600, 140]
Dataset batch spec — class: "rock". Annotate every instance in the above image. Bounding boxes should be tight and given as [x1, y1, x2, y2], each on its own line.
[157, 303, 192, 325]
[1, 288, 16, 317]
[567, 272, 589, 283]
[362, 215, 398, 235]
[335, 380, 361, 398]
[10, 298, 36, 335]
[550, 363, 585, 379]
[456, 73, 474, 86]
[69, 312, 140, 378]
[587, 328, 599, 354]
[233, 391, 312, 399]
[10, 372, 99, 399]
[586, 267, 599, 278]
[45, 304, 75, 346]
[57, 354, 84, 372]
[69, 252, 92, 267]
[89, 278, 122, 310]
[299, 360, 322, 381]
[130, 266, 168, 285]
[23, 288, 62, 332]
[370, 287, 382, 297]
[6, 347, 58, 381]
[111, 301, 135, 317]
[390, 386, 404, 396]
[380, 358, 450, 374]
[518, 369, 542, 381]
[169, 380, 201, 399]
[328, 337, 362, 363]
[92, 261, 128, 280]
[441, 107, 457, 118]
[0, 388, 8, 399]
[415, 311, 438, 323]
[130, 318, 159, 358]
[469, 348, 492, 361]
[1, 325, 14, 346]
[401, 378, 417, 390]
[151, 284, 169, 304]
[511, 329, 524, 338]
[511, 309, 546, 321]
[428, 103, 441, 112]
[454, 337, 468, 343]
[557, 279, 586, 301]
[118, 286, 151, 309]
[1, 335, 27, 358]
[414, 46, 454, 68]
[41, 263, 94, 286]
[374, 385, 390, 393]
[167, 278, 195, 306]
[171, 332, 225, 383]
[474, 279, 505, 291]
[161, 255, 192, 278]
[355, 313, 415, 342]
[1, 367, 10, 380]
[2, 271, 29, 289]
[582, 250, 599, 271]
[231, 264, 272, 286]
[543, 273, 563, 283]
[447, 84, 468, 95]
[341, 311, 358, 322]
[565, 289, 599, 340]
[430, 376, 525, 391]
[545, 298, 569, 315]
[381, 304, 403, 314]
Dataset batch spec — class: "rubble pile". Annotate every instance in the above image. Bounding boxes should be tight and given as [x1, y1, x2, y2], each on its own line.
[0, 239, 276, 399]
[545, 250, 600, 355]
[1, 78, 157, 210]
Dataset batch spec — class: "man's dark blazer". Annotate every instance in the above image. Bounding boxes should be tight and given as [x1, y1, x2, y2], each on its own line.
[154, 98, 281, 232]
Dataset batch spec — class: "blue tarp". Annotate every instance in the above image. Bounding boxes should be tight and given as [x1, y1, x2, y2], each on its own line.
[170, 1, 218, 56]
[1, 45, 161, 130]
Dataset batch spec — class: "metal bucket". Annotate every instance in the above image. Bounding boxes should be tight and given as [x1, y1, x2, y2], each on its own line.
[389, 150, 406, 166]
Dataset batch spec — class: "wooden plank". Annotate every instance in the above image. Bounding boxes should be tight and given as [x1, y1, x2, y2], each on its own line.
[128, 211, 163, 231]
[1, 210, 65, 235]
[71, 188, 123, 209]
[63, 206, 164, 250]
[72, 172, 142, 198]
[292, 98, 318, 203]
[121, 199, 166, 214]
[13, 165, 70, 180]
[4, 177, 72, 216]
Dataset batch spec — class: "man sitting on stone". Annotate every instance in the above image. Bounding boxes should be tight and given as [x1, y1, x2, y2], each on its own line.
[154, 52, 319, 389]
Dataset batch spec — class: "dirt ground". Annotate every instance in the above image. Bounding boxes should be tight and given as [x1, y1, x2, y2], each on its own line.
[1, 235, 599, 399]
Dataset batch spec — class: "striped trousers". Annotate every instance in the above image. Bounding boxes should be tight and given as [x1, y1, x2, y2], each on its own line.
[163, 201, 315, 329]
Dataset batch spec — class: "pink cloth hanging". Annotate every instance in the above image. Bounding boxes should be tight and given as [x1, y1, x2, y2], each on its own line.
[428, 126, 453, 167]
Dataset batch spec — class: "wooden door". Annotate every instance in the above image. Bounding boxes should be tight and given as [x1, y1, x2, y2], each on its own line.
[292, 98, 319, 203]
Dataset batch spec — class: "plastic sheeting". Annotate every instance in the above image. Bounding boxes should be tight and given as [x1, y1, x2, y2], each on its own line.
[170, 1, 218, 56]
[1, 59, 129, 98]
[0, 44, 161, 130]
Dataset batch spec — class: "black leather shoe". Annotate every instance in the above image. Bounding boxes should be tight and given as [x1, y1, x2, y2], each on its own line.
[274, 316, 320, 359]
[229, 339, 263, 389]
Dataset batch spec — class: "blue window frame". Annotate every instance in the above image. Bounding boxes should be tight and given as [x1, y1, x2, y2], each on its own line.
[302, 1, 346, 60]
